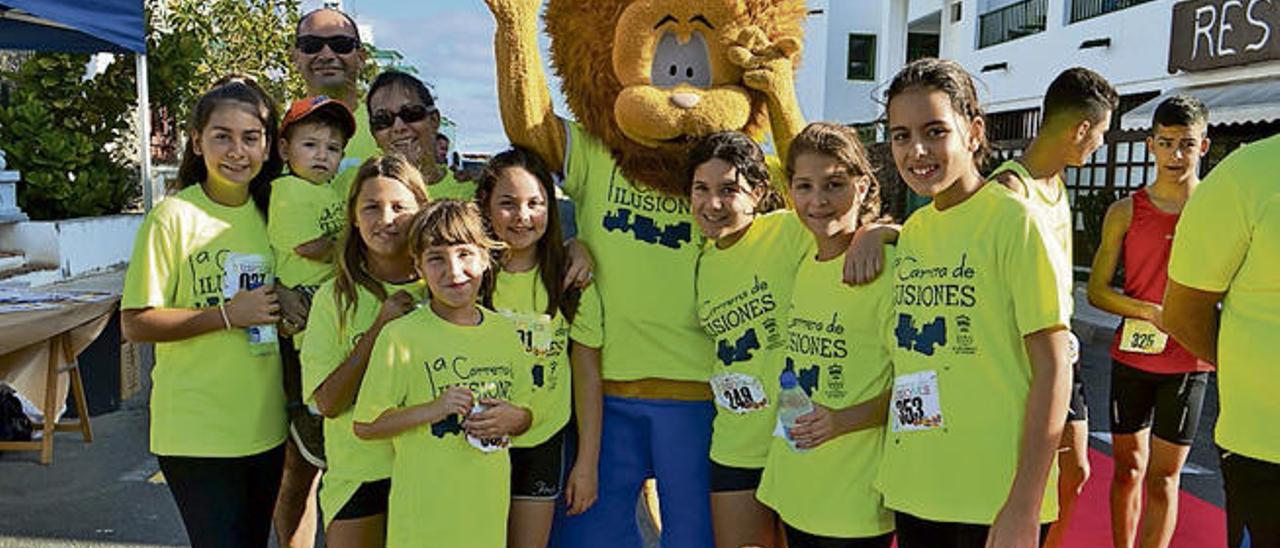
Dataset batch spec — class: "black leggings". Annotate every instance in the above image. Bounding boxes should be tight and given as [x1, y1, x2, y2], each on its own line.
[157, 444, 285, 548]
[783, 523, 894, 548]
[894, 512, 1049, 548]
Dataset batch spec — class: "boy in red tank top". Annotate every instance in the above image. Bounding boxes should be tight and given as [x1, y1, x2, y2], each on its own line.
[1086, 95, 1212, 548]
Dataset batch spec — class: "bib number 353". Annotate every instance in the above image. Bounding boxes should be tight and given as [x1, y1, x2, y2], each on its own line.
[891, 370, 945, 433]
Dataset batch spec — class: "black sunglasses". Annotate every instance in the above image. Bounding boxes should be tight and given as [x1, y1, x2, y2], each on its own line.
[370, 104, 434, 131]
[296, 34, 360, 55]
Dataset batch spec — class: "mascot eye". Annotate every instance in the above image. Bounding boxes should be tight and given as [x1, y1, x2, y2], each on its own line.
[651, 31, 712, 89]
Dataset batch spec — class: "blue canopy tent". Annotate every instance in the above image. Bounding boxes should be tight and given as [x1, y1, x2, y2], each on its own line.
[0, 1, 157, 208]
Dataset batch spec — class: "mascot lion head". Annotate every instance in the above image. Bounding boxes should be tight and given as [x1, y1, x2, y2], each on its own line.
[546, 0, 806, 195]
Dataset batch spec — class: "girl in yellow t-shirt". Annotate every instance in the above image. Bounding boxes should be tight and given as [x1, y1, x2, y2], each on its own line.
[878, 58, 1072, 548]
[352, 199, 535, 548]
[755, 123, 896, 548]
[685, 131, 808, 548]
[298, 154, 429, 547]
[121, 75, 287, 548]
[475, 147, 606, 548]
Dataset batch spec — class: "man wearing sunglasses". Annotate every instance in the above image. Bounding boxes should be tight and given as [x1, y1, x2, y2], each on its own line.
[274, 9, 380, 548]
[292, 7, 379, 164]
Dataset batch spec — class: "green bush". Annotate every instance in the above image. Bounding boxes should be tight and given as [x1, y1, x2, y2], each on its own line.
[0, 54, 139, 220]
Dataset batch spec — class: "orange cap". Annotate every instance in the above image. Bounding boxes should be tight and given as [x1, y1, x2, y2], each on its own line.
[280, 95, 356, 140]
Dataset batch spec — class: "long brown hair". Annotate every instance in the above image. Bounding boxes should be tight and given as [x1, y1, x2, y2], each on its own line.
[785, 122, 883, 226]
[884, 58, 990, 172]
[407, 199, 507, 309]
[332, 154, 430, 326]
[474, 147, 581, 322]
[174, 74, 282, 217]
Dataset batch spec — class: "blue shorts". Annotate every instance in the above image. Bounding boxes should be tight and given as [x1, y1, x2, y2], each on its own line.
[549, 396, 714, 548]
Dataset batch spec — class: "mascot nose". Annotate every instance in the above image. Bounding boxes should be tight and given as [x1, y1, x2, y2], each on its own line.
[670, 92, 702, 110]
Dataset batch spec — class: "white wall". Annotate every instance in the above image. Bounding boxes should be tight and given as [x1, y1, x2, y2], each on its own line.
[798, 0, 831, 122]
[943, 0, 1280, 113]
[0, 215, 143, 279]
[820, 0, 908, 124]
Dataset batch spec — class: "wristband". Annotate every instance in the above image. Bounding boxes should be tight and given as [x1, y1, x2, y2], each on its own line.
[218, 302, 232, 330]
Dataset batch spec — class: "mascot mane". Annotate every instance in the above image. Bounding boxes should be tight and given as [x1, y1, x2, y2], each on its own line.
[545, 0, 806, 196]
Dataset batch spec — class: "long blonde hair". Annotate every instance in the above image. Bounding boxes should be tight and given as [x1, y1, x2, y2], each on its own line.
[332, 154, 430, 326]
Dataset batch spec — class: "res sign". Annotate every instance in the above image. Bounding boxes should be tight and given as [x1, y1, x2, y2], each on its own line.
[1169, 0, 1279, 73]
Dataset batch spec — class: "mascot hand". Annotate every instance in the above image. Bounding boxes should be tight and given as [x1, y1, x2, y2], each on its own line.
[484, 0, 541, 22]
[726, 26, 802, 100]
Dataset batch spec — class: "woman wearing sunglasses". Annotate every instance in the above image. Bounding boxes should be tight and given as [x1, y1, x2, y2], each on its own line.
[363, 71, 476, 201]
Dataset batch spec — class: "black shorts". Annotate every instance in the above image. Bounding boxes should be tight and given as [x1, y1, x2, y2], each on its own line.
[332, 478, 391, 521]
[1066, 364, 1089, 423]
[894, 512, 1049, 548]
[1219, 447, 1280, 548]
[1109, 361, 1208, 446]
[510, 426, 567, 500]
[709, 461, 763, 492]
[782, 523, 893, 548]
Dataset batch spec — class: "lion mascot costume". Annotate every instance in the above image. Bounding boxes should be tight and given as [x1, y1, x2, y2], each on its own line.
[485, 1, 808, 546]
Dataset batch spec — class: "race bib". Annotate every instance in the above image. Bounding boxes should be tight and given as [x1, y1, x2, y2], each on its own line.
[1119, 318, 1168, 354]
[709, 372, 768, 414]
[500, 310, 554, 356]
[891, 370, 944, 433]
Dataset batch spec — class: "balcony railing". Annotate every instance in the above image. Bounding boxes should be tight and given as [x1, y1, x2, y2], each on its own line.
[979, 0, 1048, 49]
[1070, 0, 1158, 23]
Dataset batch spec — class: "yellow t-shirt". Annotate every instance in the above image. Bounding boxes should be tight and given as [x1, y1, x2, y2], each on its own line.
[493, 267, 604, 447]
[992, 160, 1074, 315]
[562, 119, 712, 382]
[427, 170, 477, 201]
[876, 183, 1071, 524]
[268, 174, 344, 290]
[300, 276, 426, 525]
[756, 245, 896, 538]
[696, 211, 811, 468]
[122, 184, 287, 457]
[353, 305, 533, 548]
[1168, 134, 1280, 463]
[341, 102, 380, 173]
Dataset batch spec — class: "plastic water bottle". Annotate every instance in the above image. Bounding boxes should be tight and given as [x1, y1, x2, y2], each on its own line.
[777, 370, 813, 451]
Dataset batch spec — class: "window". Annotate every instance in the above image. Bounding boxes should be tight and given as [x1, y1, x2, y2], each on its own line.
[978, 0, 1047, 48]
[951, 2, 963, 23]
[1069, 0, 1157, 24]
[846, 34, 876, 81]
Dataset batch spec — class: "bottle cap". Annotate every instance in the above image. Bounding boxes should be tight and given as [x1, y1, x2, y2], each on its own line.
[779, 369, 798, 389]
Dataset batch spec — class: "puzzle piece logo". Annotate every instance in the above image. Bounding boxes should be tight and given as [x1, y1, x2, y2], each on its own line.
[431, 414, 463, 438]
[783, 357, 820, 397]
[602, 208, 692, 249]
[717, 328, 761, 366]
[894, 314, 947, 356]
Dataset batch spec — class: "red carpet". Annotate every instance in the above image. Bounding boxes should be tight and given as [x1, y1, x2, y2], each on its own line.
[1057, 448, 1226, 547]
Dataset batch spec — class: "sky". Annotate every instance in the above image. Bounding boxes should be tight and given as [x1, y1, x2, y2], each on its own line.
[303, 0, 568, 154]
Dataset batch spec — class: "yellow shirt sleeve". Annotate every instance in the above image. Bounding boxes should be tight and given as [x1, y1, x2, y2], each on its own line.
[569, 283, 604, 349]
[1168, 173, 1247, 292]
[1005, 206, 1071, 337]
[353, 324, 409, 425]
[122, 211, 177, 310]
[299, 283, 343, 405]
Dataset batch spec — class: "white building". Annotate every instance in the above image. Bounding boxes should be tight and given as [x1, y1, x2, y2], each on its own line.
[801, 0, 1280, 262]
